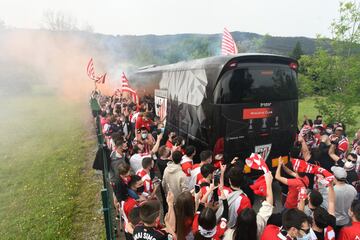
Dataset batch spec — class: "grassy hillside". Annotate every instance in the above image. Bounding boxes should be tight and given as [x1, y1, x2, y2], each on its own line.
[0, 95, 104, 239]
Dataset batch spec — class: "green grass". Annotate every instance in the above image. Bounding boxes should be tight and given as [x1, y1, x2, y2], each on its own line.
[0, 95, 105, 239]
[298, 97, 319, 124]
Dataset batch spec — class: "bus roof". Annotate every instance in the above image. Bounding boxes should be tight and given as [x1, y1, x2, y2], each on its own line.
[137, 53, 296, 73]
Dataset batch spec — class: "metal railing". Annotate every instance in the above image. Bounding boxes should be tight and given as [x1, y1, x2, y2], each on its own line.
[92, 102, 117, 240]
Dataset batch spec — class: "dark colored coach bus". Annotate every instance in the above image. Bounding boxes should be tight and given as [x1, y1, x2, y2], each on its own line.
[129, 53, 298, 171]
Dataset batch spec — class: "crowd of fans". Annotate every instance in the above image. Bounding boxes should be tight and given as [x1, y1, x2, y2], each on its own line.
[90, 91, 360, 240]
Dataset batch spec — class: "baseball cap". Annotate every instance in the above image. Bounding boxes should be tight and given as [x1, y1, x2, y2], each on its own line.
[331, 166, 347, 180]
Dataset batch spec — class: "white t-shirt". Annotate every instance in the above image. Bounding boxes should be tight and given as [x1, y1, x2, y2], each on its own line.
[129, 153, 150, 173]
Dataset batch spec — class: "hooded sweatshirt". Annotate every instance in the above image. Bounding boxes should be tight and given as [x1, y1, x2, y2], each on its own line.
[162, 162, 189, 199]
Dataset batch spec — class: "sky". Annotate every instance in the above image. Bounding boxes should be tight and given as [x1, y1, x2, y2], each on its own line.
[0, 0, 341, 38]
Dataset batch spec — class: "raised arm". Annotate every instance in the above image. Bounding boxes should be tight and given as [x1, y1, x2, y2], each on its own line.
[164, 191, 176, 236]
[219, 163, 226, 188]
[327, 183, 335, 216]
[298, 135, 311, 161]
[264, 172, 274, 205]
[328, 143, 340, 162]
[200, 183, 216, 204]
[150, 133, 163, 154]
[275, 158, 288, 185]
[282, 164, 297, 178]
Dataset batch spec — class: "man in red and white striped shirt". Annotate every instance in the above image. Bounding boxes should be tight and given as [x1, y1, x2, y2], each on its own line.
[189, 150, 213, 189]
[181, 145, 196, 177]
[136, 157, 155, 196]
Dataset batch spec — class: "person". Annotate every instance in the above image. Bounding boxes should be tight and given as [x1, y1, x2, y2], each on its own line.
[338, 200, 360, 240]
[216, 165, 252, 228]
[189, 150, 213, 189]
[275, 158, 309, 209]
[129, 144, 149, 174]
[165, 132, 177, 149]
[165, 191, 195, 240]
[261, 208, 311, 240]
[122, 175, 142, 240]
[130, 133, 162, 174]
[90, 90, 101, 118]
[133, 200, 172, 240]
[314, 115, 324, 128]
[125, 206, 141, 240]
[162, 150, 189, 199]
[135, 111, 154, 132]
[181, 145, 196, 177]
[223, 172, 274, 240]
[118, 114, 132, 142]
[303, 189, 323, 217]
[299, 179, 336, 240]
[112, 161, 131, 203]
[331, 166, 357, 234]
[109, 138, 129, 183]
[192, 185, 229, 240]
[328, 127, 349, 162]
[134, 127, 156, 154]
[156, 145, 171, 178]
[124, 207, 141, 240]
[198, 164, 217, 203]
[136, 157, 156, 196]
[343, 153, 359, 187]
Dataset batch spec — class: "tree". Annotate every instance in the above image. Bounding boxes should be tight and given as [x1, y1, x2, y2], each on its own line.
[331, 1, 360, 56]
[301, 1, 360, 133]
[290, 41, 304, 60]
[42, 10, 78, 31]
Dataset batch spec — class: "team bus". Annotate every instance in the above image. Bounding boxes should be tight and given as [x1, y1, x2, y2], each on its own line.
[129, 53, 298, 171]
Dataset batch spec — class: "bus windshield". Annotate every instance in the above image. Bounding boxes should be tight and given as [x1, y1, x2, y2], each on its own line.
[214, 64, 298, 104]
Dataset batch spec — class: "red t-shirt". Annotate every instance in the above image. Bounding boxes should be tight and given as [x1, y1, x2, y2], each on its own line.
[165, 140, 174, 149]
[123, 197, 138, 220]
[338, 222, 360, 240]
[135, 117, 153, 131]
[285, 176, 309, 209]
[261, 224, 280, 240]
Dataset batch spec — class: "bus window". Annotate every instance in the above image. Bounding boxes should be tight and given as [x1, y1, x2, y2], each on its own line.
[214, 65, 297, 104]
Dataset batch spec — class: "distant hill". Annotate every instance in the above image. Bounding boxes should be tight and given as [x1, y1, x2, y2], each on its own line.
[72, 30, 321, 67]
[0, 29, 322, 95]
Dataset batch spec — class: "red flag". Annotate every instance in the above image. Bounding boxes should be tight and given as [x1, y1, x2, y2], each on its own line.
[246, 153, 269, 173]
[120, 72, 139, 104]
[221, 27, 238, 55]
[250, 175, 267, 196]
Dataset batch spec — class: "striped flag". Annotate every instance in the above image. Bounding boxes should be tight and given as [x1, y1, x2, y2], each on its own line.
[246, 153, 269, 173]
[119, 72, 139, 104]
[86, 58, 96, 79]
[221, 28, 238, 55]
[86, 58, 106, 84]
[95, 73, 106, 84]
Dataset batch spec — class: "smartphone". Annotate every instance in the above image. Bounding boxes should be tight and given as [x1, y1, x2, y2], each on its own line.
[195, 184, 200, 194]
[214, 174, 220, 187]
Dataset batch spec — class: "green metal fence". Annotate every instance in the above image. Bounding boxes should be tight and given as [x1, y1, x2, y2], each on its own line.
[92, 99, 118, 240]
